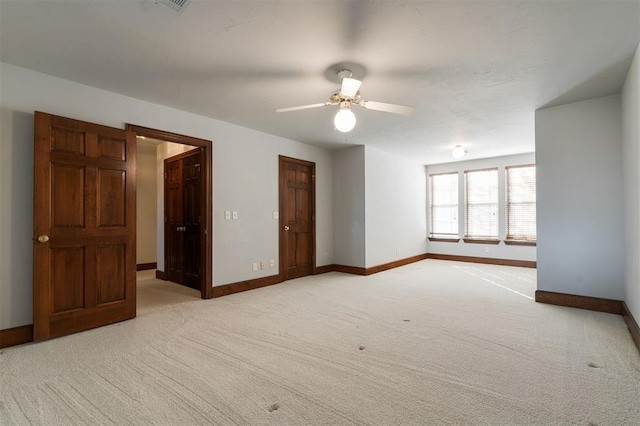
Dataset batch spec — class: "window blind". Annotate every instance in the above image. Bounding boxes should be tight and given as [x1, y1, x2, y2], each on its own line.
[429, 172, 458, 239]
[464, 168, 499, 241]
[506, 164, 536, 242]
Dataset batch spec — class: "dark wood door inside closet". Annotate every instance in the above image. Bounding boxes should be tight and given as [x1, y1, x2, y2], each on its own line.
[165, 148, 203, 290]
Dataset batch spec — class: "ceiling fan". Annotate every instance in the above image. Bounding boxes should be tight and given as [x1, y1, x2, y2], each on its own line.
[276, 69, 415, 133]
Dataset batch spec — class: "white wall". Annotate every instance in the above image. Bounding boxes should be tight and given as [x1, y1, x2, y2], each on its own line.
[333, 146, 366, 268]
[136, 141, 158, 265]
[214, 135, 334, 284]
[535, 95, 624, 300]
[426, 153, 537, 262]
[622, 42, 640, 320]
[0, 62, 333, 330]
[365, 146, 428, 267]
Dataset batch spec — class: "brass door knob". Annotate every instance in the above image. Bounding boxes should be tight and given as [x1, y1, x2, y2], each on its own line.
[284, 225, 290, 231]
[37, 235, 49, 243]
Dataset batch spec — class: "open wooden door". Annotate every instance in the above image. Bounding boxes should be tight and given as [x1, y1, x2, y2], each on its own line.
[33, 112, 137, 341]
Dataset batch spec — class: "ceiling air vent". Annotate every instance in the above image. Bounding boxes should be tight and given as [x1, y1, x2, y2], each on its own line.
[157, 0, 192, 13]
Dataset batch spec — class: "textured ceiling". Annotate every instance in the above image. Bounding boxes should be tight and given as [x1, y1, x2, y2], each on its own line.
[1, 0, 639, 164]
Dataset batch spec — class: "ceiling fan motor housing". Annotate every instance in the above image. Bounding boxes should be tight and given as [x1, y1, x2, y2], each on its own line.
[337, 69, 353, 79]
[331, 92, 360, 104]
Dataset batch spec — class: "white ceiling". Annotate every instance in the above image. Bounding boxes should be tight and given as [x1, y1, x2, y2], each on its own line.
[1, 0, 638, 164]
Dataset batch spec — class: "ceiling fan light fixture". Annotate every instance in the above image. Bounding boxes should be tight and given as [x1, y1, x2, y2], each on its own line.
[334, 101, 356, 133]
[452, 145, 466, 159]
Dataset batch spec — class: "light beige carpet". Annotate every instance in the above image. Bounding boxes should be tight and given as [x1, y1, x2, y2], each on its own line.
[1, 260, 639, 425]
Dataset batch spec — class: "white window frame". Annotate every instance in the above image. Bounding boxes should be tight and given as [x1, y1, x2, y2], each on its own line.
[464, 168, 499, 243]
[428, 172, 460, 241]
[505, 164, 537, 245]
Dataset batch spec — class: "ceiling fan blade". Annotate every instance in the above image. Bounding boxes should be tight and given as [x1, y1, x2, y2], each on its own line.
[340, 77, 362, 98]
[276, 102, 332, 113]
[358, 100, 415, 116]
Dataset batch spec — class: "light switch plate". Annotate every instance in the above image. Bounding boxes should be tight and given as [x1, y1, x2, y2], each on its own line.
[232, 211, 238, 220]
[224, 211, 231, 220]
[272, 212, 279, 219]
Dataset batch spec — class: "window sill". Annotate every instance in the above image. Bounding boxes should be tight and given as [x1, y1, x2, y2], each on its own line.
[504, 240, 537, 247]
[463, 238, 500, 245]
[428, 237, 461, 243]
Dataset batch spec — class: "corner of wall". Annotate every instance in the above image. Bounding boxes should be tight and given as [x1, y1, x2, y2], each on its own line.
[622, 41, 640, 321]
[536, 95, 624, 300]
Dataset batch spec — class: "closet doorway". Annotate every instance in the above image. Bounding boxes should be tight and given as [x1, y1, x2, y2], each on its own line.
[127, 124, 213, 299]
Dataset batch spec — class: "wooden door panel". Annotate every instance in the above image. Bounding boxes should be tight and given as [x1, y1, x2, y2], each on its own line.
[167, 236, 183, 283]
[298, 189, 310, 224]
[298, 168, 310, 185]
[287, 233, 297, 268]
[34, 112, 136, 341]
[183, 232, 200, 289]
[286, 168, 296, 184]
[98, 169, 126, 227]
[184, 186, 196, 222]
[52, 127, 86, 154]
[296, 232, 310, 265]
[286, 188, 296, 224]
[51, 247, 85, 313]
[51, 165, 85, 228]
[167, 187, 182, 223]
[98, 136, 126, 161]
[96, 244, 126, 305]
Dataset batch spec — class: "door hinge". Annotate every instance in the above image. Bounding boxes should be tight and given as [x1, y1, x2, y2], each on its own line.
[312, 175, 316, 180]
[164, 172, 167, 179]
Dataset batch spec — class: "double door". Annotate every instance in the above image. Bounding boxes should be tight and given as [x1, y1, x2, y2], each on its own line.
[165, 148, 203, 290]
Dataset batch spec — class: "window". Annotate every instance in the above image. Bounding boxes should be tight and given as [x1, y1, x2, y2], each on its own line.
[506, 164, 536, 245]
[429, 172, 459, 241]
[464, 168, 499, 243]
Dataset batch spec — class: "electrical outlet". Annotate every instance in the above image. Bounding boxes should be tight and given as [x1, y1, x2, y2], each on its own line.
[224, 211, 231, 220]
[269, 259, 274, 267]
[252, 262, 258, 271]
[272, 212, 279, 219]
[260, 261, 266, 270]
[232, 211, 238, 220]
[395, 248, 400, 255]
